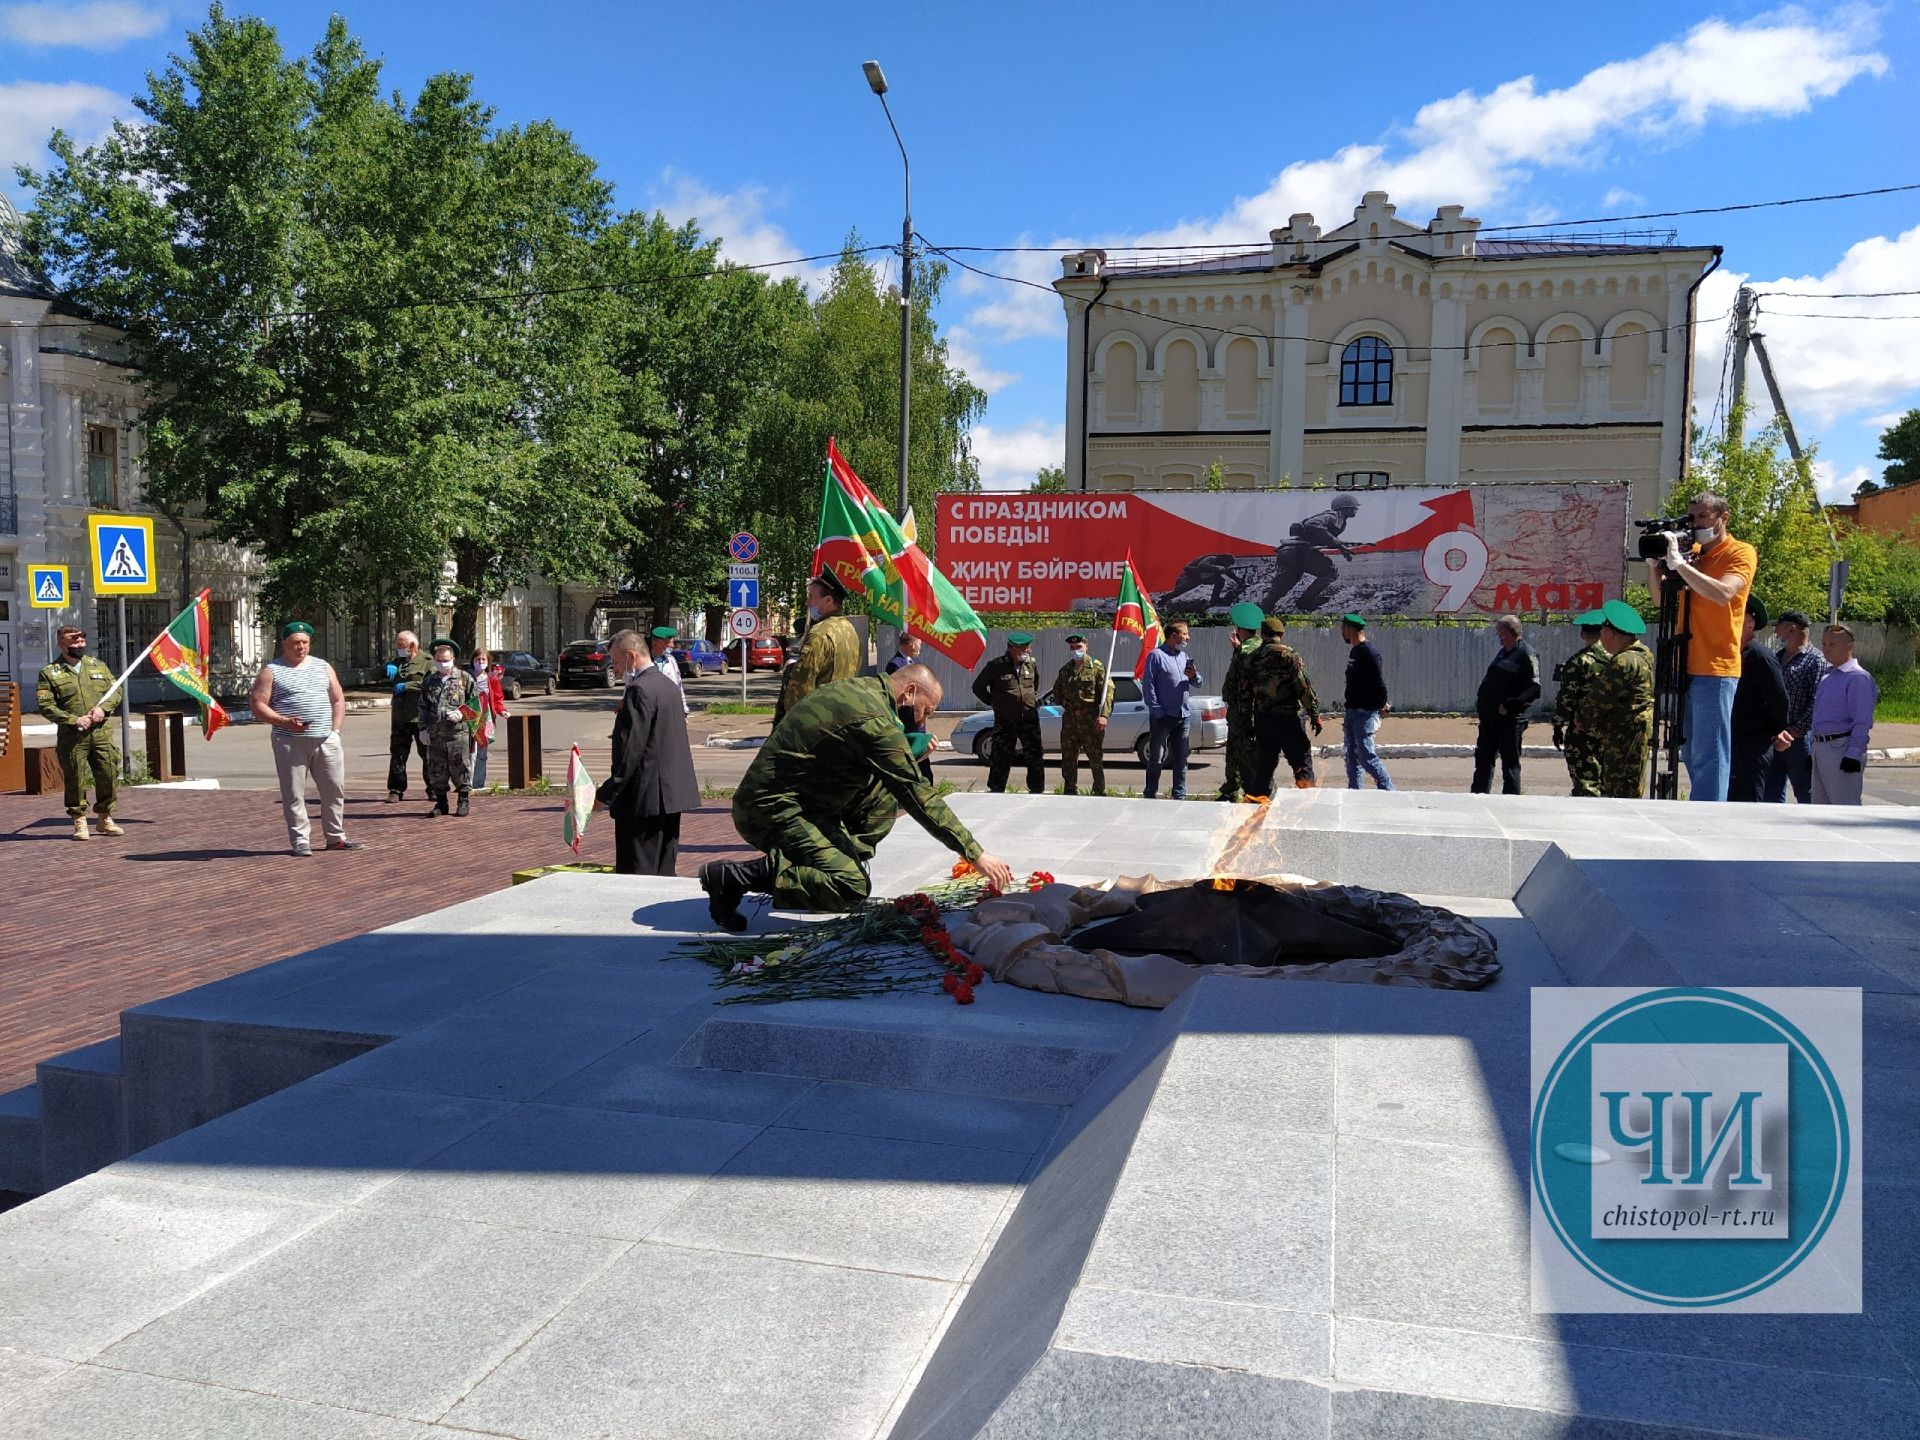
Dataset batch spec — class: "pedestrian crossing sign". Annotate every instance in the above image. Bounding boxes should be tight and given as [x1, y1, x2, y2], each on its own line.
[28, 564, 70, 608]
[88, 513, 156, 595]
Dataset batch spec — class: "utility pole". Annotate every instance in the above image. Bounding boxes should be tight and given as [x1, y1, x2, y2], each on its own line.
[1728, 284, 1845, 619]
[863, 61, 913, 522]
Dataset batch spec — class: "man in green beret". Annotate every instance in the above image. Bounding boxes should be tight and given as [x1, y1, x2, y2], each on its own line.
[702, 666, 1015, 928]
[36, 623, 123, 841]
[777, 569, 861, 723]
[1583, 600, 1655, 799]
[972, 631, 1045, 794]
[1244, 616, 1321, 794]
[1053, 632, 1113, 796]
[647, 625, 689, 714]
[250, 620, 357, 855]
[1339, 613, 1394, 791]
[1216, 602, 1266, 801]
[417, 636, 476, 816]
[1552, 609, 1610, 796]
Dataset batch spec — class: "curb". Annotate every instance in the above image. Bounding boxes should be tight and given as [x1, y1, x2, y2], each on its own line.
[1313, 742, 1916, 763]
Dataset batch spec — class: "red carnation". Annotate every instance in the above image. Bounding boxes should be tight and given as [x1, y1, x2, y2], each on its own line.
[964, 962, 985, 985]
[953, 981, 975, 1005]
[941, 973, 960, 994]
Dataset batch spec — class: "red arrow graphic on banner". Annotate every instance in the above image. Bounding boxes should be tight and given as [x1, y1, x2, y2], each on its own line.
[1355, 488, 1478, 553]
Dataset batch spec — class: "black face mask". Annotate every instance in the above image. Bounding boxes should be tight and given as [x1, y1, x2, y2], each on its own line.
[65, 646, 87, 660]
[897, 703, 919, 728]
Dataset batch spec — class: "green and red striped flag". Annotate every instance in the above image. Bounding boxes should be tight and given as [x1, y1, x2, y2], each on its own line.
[563, 744, 594, 854]
[147, 588, 229, 738]
[1113, 552, 1162, 679]
[812, 439, 987, 669]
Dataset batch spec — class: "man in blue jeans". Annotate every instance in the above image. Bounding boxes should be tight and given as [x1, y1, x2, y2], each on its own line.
[1339, 613, 1394, 790]
[1141, 620, 1202, 799]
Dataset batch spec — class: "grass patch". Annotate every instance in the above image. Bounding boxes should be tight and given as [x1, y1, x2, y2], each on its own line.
[703, 702, 775, 716]
[700, 783, 737, 800]
[1872, 666, 1920, 724]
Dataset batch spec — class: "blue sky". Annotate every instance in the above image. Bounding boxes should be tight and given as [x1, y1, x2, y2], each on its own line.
[3, 1, 1916, 499]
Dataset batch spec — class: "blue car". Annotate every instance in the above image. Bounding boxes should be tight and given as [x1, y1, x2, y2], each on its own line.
[669, 637, 728, 678]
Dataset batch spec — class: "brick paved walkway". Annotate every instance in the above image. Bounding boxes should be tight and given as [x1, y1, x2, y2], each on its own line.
[0, 787, 752, 1093]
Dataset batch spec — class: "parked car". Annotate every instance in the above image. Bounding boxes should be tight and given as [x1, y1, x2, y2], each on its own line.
[949, 676, 1228, 764]
[496, 651, 555, 700]
[725, 635, 786, 671]
[557, 640, 620, 689]
[671, 637, 728, 678]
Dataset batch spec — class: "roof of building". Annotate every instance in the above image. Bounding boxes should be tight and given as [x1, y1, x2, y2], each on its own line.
[0, 192, 55, 300]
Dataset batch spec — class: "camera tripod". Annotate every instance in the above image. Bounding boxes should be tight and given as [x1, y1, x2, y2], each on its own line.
[1647, 571, 1693, 800]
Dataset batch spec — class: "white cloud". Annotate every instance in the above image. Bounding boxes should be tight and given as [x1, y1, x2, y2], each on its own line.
[1602, 187, 1645, 209]
[1814, 461, 1873, 505]
[942, 325, 1018, 396]
[648, 169, 841, 292]
[969, 419, 1064, 491]
[1693, 224, 1920, 435]
[0, 79, 124, 183]
[954, 13, 1887, 344]
[0, 2, 166, 50]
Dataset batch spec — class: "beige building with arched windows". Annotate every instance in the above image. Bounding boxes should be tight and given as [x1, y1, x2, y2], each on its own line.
[1056, 192, 1720, 520]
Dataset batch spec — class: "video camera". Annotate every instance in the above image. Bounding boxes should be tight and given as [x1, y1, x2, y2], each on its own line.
[1635, 516, 1691, 562]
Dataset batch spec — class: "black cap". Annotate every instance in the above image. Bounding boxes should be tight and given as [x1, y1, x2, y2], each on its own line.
[1745, 595, 1769, 627]
[1776, 609, 1812, 629]
[809, 568, 849, 603]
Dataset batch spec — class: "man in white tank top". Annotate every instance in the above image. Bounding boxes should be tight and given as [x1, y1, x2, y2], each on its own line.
[250, 620, 361, 856]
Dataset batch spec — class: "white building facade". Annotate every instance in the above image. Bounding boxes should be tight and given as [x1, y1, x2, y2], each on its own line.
[1056, 192, 1721, 522]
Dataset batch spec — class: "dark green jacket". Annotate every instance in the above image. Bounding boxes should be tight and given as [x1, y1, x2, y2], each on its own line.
[391, 650, 432, 727]
[737, 674, 982, 861]
[972, 652, 1041, 720]
[36, 656, 117, 733]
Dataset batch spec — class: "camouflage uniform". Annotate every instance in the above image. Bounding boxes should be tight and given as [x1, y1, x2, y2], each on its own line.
[1244, 636, 1321, 794]
[1052, 655, 1113, 796]
[417, 667, 476, 804]
[36, 653, 120, 819]
[1552, 641, 1609, 797]
[776, 613, 861, 722]
[734, 675, 984, 911]
[1583, 642, 1655, 799]
[1217, 633, 1263, 800]
[972, 651, 1045, 794]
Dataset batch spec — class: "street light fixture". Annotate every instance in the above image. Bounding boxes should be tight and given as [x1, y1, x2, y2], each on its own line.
[862, 59, 912, 522]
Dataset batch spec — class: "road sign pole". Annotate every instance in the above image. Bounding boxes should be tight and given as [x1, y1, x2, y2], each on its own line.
[742, 639, 748, 705]
[117, 596, 133, 777]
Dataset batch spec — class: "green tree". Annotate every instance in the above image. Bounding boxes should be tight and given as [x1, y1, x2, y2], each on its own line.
[16, 8, 634, 639]
[1030, 465, 1066, 493]
[1687, 402, 1836, 619]
[1877, 408, 1920, 490]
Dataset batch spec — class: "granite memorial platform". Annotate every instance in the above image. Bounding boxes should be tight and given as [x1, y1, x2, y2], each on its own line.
[0, 790, 1914, 1438]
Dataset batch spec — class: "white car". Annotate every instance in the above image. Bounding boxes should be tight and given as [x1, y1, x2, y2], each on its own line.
[950, 675, 1228, 764]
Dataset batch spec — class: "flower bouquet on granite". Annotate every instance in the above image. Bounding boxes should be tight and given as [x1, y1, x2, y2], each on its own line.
[679, 868, 1054, 1005]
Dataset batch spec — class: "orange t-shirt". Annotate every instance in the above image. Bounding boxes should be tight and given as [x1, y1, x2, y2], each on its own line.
[1682, 535, 1757, 677]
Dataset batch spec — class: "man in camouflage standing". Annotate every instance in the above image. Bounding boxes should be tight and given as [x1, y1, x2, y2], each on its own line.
[702, 667, 1016, 929]
[36, 624, 124, 841]
[1053, 632, 1112, 796]
[1244, 617, 1323, 795]
[1216, 603, 1265, 801]
[417, 637, 477, 817]
[1583, 600, 1655, 799]
[973, 631, 1045, 794]
[1552, 611, 1609, 796]
[777, 569, 862, 723]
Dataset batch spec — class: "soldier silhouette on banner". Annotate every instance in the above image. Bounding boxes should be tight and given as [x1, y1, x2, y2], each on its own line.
[1263, 494, 1361, 612]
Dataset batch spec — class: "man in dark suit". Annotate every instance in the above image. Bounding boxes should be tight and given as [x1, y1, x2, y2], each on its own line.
[1728, 596, 1788, 803]
[597, 629, 700, 875]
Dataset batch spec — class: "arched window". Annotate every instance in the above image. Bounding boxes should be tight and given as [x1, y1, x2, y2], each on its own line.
[1340, 336, 1393, 406]
[1609, 323, 1650, 411]
[1105, 340, 1139, 420]
[1162, 338, 1200, 430]
[1477, 327, 1517, 410]
[1543, 325, 1583, 410]
[1224, 337, 1259, 419]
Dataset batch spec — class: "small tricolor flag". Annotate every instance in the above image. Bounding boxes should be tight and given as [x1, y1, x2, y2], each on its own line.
[147, 588, 230, 738]
[1113, 552, 1163, 679]
[564, 744, 594, 854]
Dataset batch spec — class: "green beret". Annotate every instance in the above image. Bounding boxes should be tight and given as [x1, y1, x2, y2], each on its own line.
[1008, 632, 1034, 646]
[1065, 633, 1086, 644]
[1601, 599, 1646, 636]
[1229, 602, 1265, 630]
[280, 620, 314, 639]
[1340, 612, 1367, 629]
[1260, 617, 1288, 637]
[1573, 608, 1607, 627]
[429, 635, 461, 657]
[650, 626, 677, 640]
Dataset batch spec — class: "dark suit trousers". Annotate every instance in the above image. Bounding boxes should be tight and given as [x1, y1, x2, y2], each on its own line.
[387, 726, 423, 795]
[613, 813, 682, 876]
[1471, 715, 1526, 795]
[1727, 732, 1772, 804]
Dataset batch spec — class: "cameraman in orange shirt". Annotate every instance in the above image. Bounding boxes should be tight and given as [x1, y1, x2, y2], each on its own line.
[1646, 491, 1757, 802]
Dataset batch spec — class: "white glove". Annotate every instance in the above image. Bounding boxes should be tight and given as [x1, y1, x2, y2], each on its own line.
[1664, 534, 1686, 569]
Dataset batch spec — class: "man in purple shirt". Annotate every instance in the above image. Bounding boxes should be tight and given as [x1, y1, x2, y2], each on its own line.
[1140, 620, 1203, 800]
[1808, 623, 1877, 805]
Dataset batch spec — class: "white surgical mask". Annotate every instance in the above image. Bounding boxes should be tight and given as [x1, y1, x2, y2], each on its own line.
[806, 605, 822, 623]
[435, 657, 454, 674]
[1070, 649, 1087, 663]
[1692, 525, 1718, 546]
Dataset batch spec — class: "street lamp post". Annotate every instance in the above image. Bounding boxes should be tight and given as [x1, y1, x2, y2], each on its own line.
[863, 60, 912, 522]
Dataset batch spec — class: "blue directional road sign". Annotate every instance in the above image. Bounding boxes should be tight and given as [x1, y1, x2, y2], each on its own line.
[729, 577, 760, 610]
[88, 513, 156, 595]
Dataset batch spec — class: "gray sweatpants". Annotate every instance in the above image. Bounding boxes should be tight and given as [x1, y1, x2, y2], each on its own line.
[272, 729, 347, 845]
[1810, 735, 1865, 806]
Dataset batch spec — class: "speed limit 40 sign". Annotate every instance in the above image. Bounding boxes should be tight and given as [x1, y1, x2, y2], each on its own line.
[728, 607, 759, 639]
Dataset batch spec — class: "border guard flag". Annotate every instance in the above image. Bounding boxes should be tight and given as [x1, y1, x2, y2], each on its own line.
[811, 439, 987, 670]
[564, 745, 595, 854]
[1113, 552, 1163, 679]
[148, 589, 230, 738]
